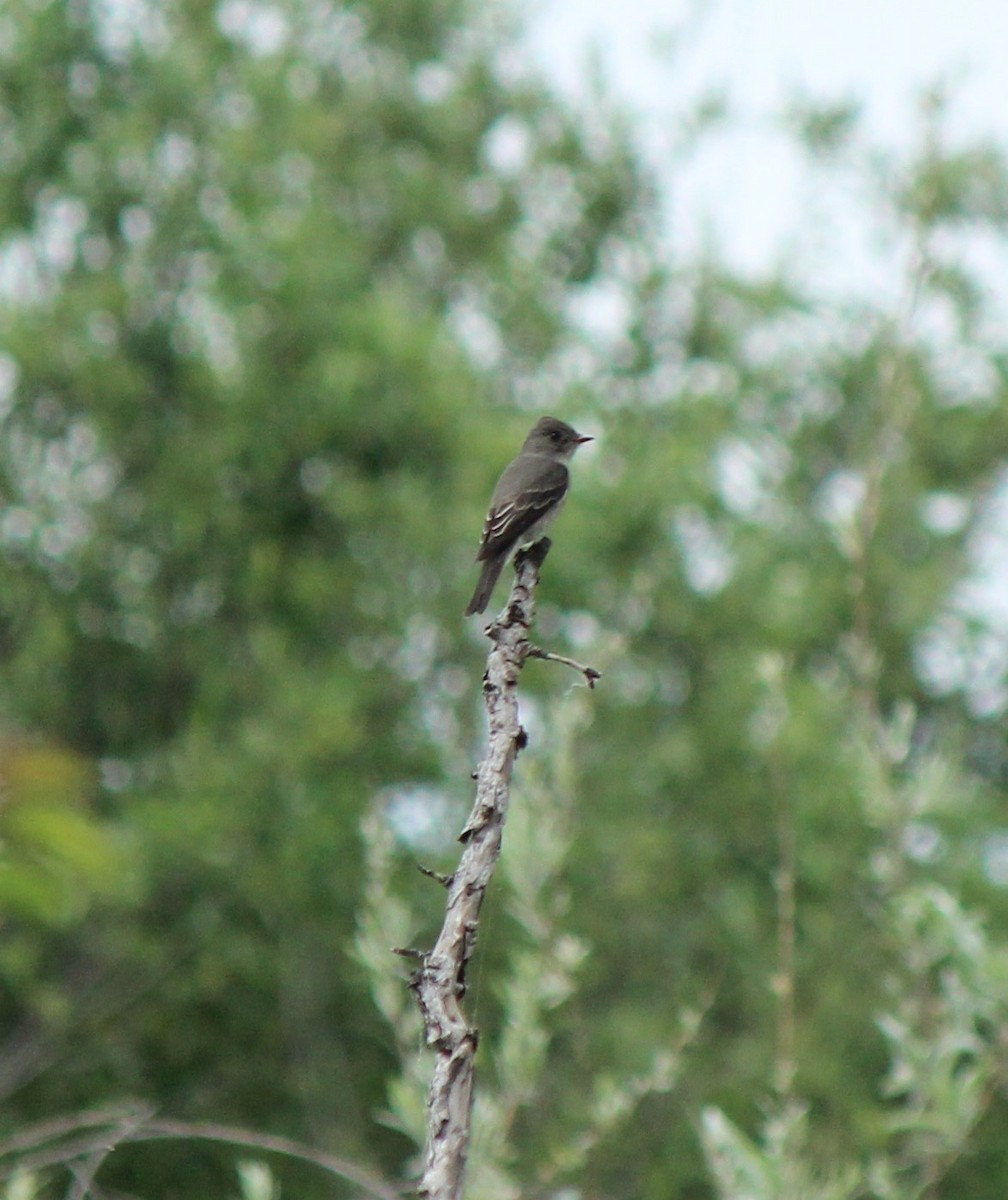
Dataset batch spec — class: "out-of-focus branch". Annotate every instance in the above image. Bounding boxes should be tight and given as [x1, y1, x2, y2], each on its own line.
[0, 1105, 405, 1200]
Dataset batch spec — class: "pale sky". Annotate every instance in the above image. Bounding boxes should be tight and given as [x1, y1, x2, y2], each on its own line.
[527, 0, 1008, 683]
[528, 0, 1008, 277]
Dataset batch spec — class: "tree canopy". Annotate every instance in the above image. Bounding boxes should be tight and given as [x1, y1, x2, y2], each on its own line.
[1, 1, 1008, 1198]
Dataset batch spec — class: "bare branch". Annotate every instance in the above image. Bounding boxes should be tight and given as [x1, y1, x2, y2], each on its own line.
[0, 1107, 405, 1200]
[128, 1120, 405, 1200]
[0, 1105, 151, 1162]
[410, 538, 598, 1200]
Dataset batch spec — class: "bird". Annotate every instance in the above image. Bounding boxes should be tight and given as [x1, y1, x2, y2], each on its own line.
[465, 415, 592, 616]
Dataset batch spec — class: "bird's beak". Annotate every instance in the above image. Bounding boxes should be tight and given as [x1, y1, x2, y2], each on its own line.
[575, 433, 593, 444]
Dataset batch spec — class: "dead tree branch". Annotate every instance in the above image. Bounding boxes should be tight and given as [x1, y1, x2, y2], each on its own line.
[408, 538, 597, 1200]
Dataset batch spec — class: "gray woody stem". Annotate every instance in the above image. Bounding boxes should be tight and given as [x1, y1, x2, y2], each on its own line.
[409, 538, 594, 1200]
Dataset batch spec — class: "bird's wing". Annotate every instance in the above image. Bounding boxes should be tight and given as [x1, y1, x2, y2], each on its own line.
[476, 460, 569, 561]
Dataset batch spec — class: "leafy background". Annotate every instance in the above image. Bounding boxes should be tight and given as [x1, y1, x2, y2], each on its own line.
[1, 1, 1008, 1198]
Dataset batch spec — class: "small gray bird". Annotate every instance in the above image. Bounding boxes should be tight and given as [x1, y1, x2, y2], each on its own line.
[465, 415, 592, 616]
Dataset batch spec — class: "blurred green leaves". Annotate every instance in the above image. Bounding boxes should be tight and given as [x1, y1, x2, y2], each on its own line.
[0, 738, 127, 925]
[1, 1, 1008, 1199]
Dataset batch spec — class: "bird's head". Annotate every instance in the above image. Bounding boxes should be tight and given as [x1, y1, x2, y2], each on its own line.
[524, 416, 593, 460]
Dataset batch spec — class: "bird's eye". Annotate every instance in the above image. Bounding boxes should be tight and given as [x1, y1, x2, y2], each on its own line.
[550, 430, 560, 441]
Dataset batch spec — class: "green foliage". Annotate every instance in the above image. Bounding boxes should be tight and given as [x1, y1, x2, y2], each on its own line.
[357, 693, 699, 1199]
[784, 95, 862, 157]
[702, 1103, 863, 1200]
[0, 737, 128, 925]
[235, 1160, 277, 1200]
[1, 0, 1008, 1198]
[697, 738, 1008, 1200]
[0, 0, 655, 1192]
[0, 1169, 37, 1200]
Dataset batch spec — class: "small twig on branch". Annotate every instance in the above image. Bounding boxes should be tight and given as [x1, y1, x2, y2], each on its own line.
[417, 863, 454, 888]
[392, 946, 427, 961]
[409, 538, 599, 1200]
[526, 644, 601, 688]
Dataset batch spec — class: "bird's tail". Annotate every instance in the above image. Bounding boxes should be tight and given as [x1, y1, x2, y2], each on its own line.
[465, 555, 505, 616]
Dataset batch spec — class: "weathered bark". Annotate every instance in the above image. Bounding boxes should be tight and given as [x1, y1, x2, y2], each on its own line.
[409, 539, 557, 1200]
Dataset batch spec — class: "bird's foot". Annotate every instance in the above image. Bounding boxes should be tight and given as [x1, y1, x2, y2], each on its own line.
[515, 536, 552, 571]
